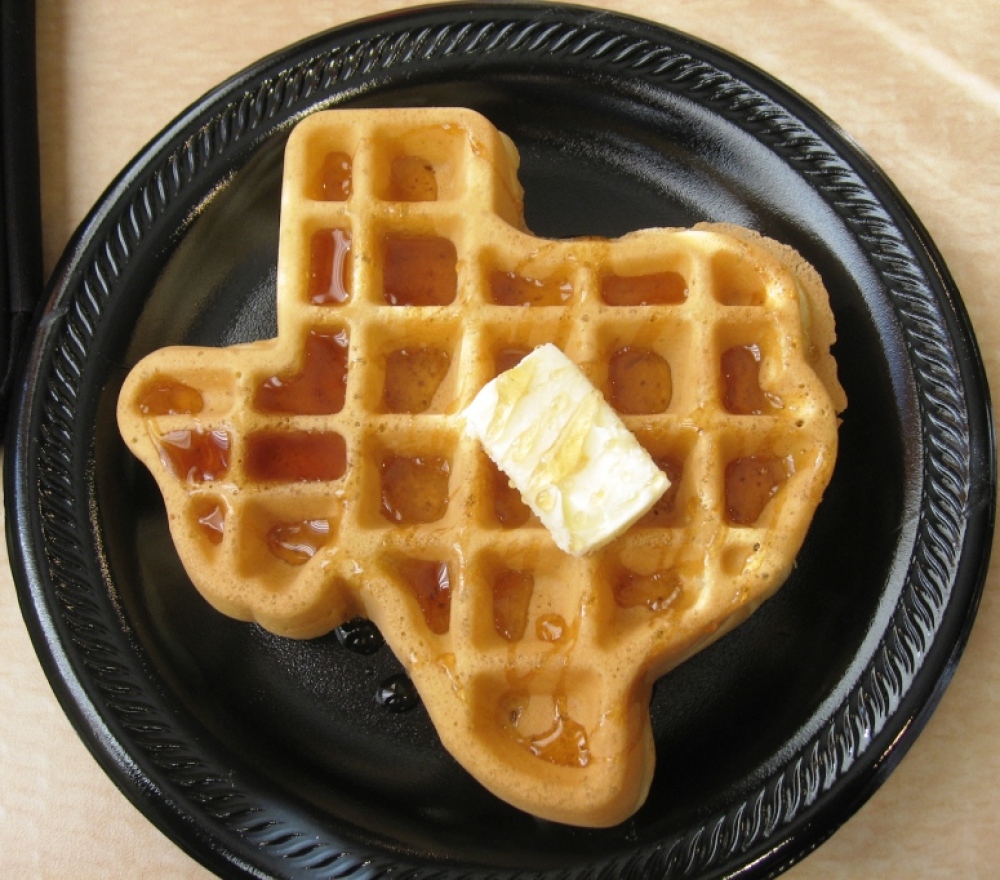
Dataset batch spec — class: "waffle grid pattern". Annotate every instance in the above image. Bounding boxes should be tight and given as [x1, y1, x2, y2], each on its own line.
[117, 108, 842, 826]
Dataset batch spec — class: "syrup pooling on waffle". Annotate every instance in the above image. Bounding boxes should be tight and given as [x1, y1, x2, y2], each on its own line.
[118, 108, 845, 827]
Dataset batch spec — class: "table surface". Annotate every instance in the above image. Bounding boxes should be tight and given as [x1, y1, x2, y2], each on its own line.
[4, 1, 998, 877]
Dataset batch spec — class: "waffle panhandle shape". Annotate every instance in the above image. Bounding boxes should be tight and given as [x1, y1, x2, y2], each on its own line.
[117, 107, 846, 828]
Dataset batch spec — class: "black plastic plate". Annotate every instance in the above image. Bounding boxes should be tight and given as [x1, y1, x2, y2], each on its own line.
[7, 4, 995, 879]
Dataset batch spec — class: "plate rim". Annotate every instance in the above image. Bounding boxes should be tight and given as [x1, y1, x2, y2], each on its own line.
[6, 3, 996, 878]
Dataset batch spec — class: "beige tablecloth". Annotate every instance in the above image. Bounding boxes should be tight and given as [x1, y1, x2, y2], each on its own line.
[3, 1, 998, 876]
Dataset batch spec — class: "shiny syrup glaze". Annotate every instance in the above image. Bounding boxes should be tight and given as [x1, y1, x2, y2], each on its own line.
[379, 454, 450, 523]
[335, 617, 385, 655]
[600, 270, 687, 305]
[309, 229, 352, 304]
[315, 151, 352, 201]
[535, 613, 566, 642]
[376, 673, 420, 712]
[489, 271, 572, 306]
[381, 346, 451, 413]
[157, 428, 230, 483]
[721, 344, 781, 414]
[725, 455, 789, 525]
[489, 460, 531, 527]
[608, 346, 673, 414]
[382, 235, 457, 306]
[393, 558, 451, 635]
[389, 155, 437, 201]
[493, 346, 532, 377]
[492, 568, 534, 641]
[613, 568, 692, 613]
[244, 432, 346, 483]
[504, 696, 590, 768]
[138, 379, 204, 415]
[637, 456, 684, 527]
[266, 519, 331, 565]
[191, 496, 225, 545]
[254, 329, 349, 415]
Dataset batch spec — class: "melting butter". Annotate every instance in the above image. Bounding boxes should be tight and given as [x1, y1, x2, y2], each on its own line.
[463, 344, 670, 555]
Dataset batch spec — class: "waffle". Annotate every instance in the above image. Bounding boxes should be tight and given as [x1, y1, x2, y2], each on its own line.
[117, 107, 846, 827]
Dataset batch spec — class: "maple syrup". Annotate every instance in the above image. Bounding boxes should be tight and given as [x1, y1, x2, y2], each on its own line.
[191, 496, 225, 545]
[613, 568, 689, 613]
[382, 234, 457, 306]
[637, 456, 684, 527]
[377, 673, 420, 712]
[601, 270, 687, 305]
[335, 617, 384, 655]
[535, 613, 566, 642]
[309, 229, 352, 304]
[608, 346, 672, 414]
[492, 568, 534, 641]
[381, 346, 451, 413]
[244, 431, 347, 483]
[504, 696, 591, 768]
[494, 346, 532, 377]
[266, 518, 331, 565]
[489, 270, 572, 306]
[314, 151, 352, 201]
[389, 155, 437, 201]
[157, 428, 230, 483]
[489, 459, 531, 527]
[393, 557, 451, 634]
[725, 455, 789, 525]
[138, 379, 203, 415]
[529, 702, 589, 767]
[254, 329, 348, 415]
[721, 344, 781, 414]
[379, 454, 450, 523]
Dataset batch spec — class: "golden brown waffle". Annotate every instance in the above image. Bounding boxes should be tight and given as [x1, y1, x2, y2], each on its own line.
[117, 108, 845, 827]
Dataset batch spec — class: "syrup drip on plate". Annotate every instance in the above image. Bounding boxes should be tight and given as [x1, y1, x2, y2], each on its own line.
[377, 673, 420, 713]
[335, 617, 385, 655]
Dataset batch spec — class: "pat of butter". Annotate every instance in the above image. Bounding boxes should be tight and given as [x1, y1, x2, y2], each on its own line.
[462, 344, 670, 555]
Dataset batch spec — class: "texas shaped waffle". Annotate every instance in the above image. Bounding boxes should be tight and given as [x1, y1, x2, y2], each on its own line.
[117, 108, 846, 827]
